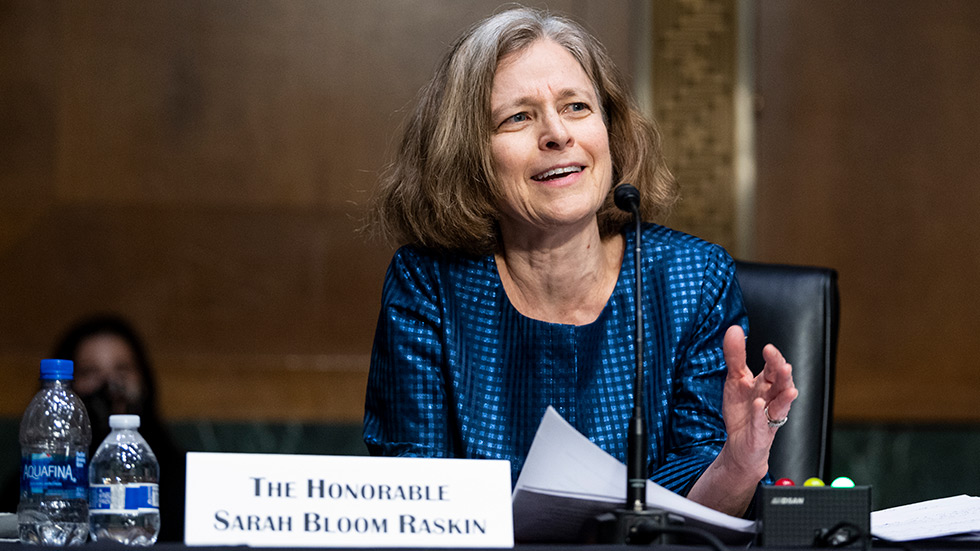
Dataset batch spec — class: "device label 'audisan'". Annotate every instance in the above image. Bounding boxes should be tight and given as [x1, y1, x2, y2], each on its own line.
[770, 496, 805, 505]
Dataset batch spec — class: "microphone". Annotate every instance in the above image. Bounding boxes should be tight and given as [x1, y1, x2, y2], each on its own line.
[614, 184, 647, 513]
[590, 184, 673, 544]
[614, 183, 641, 213]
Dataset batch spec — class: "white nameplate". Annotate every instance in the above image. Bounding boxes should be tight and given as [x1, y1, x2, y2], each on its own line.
[184, 452, 513, 548]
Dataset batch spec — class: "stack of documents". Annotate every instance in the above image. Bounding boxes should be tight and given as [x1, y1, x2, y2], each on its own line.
[872, 494, 980, 543]
[511, 406, 757, 543]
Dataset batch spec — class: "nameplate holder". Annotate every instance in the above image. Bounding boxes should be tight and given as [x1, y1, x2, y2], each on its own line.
[184, 452, 514, 548]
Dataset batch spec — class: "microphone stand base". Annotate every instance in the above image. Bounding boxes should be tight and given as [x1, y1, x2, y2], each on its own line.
[590, 508, 674, 545]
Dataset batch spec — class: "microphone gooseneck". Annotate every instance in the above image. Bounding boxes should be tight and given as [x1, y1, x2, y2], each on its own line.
[614, 184, 646, 512]
[591, 184, 672, 544]
[590, 184, 673, 545]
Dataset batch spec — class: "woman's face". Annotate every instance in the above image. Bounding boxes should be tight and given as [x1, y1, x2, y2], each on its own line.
[73, 333, 144, 414]
[489, 39, 613, 239]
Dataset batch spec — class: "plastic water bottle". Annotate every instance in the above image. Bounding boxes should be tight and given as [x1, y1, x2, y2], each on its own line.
[18, 359, 92, 546]
[88, 414, 161, 545]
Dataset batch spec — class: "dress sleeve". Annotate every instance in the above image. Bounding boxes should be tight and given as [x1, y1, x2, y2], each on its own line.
[649, 246, 748, 494]
[362, 247, 454, 457]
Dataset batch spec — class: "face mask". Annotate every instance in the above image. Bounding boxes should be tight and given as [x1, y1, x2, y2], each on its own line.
[81, 381, 146, 450]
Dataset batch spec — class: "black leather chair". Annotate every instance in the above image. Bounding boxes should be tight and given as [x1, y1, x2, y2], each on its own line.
[734, 260, 840, 485]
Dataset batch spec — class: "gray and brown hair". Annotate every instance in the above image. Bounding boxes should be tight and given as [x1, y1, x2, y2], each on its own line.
[370, 6, 677, 255]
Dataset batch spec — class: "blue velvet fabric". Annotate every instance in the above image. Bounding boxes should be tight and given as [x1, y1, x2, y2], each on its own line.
[363, 223, 748, 495]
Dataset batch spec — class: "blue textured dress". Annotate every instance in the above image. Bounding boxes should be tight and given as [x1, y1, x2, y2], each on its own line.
[363, 223, 748, 496]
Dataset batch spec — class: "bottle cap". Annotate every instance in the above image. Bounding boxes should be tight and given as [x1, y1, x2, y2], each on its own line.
[109, 414, 141, 429]
[40, 359, 74, 380]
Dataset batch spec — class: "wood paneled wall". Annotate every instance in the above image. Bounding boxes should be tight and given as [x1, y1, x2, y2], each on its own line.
[753, 0, 980, 421]
[651, 0, 739, 253]
[0, 0, 640, 421]
[6, 0, 977, 425]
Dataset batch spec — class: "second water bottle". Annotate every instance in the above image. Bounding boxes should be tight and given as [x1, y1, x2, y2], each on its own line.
[88, 414, 161, 546]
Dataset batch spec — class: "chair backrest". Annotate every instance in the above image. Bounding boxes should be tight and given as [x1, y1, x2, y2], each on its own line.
[734, 260, 840, 485]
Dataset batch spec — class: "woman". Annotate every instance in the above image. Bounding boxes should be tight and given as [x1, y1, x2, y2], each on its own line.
[363, 7, 796, 518]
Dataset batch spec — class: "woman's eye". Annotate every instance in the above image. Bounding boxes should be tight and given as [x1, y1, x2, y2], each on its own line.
[506, 112, 529, 124]
[567, 102, 589, 113]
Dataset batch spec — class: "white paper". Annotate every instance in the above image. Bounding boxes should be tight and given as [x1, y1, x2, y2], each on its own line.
[511, 406, 757, 543]
[871, 494, 980, 542]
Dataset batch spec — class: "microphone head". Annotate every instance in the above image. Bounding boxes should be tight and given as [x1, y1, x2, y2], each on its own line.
[613, 184, 641, 213]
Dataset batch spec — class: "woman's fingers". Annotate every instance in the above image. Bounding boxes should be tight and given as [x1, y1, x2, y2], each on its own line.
[723, 325, 752, 381]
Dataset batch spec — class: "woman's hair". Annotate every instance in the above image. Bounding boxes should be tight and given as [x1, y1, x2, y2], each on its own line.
[370, 6, 677, 255]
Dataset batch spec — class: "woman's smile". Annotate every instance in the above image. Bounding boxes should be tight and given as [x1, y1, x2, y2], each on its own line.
[531, 164, 584, 183]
